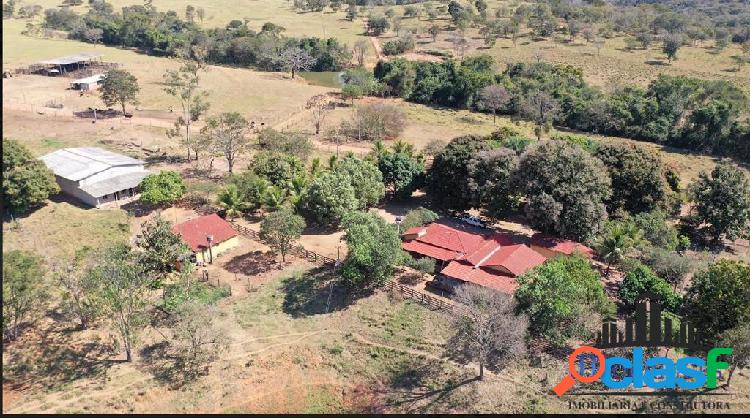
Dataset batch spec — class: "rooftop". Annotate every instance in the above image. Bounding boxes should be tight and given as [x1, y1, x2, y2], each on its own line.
[38, 52, 102, 66]
[41, 148, 145, 181]
[71, 74, 105, 84]
[530, 233, 595, 258]
[441, 261, 519, 294]
[172, 214, 239, 252]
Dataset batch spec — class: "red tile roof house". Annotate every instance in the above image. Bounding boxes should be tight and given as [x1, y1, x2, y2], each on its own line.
[172, 214, 240, 265]
[529, 233, 595, 259]
[401, 223, 549, 294]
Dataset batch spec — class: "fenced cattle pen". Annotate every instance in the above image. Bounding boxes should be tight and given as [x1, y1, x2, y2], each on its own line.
[229, 220, 457, 313]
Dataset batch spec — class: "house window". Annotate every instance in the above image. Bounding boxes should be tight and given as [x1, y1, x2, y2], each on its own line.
[103, 194, 108, 199]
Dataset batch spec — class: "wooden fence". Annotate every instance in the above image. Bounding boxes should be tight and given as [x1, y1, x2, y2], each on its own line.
[230, 220, 457, 313]
[384, 280, 456, 313]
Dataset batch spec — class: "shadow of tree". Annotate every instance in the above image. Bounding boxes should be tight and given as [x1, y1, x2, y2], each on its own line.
[3, 323, 118, 391]
[138, 341, 183, 387]
[224, 250, 279, 276]
[379, 359, 479, 413]
[281, 266, 365, 317]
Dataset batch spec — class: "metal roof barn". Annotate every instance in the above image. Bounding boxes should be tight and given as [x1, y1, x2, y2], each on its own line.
[40, 148, 151, 206]
[38, 52, 103, 66]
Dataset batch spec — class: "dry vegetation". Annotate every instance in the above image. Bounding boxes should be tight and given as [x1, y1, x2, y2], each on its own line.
[3, 0, 750, 414]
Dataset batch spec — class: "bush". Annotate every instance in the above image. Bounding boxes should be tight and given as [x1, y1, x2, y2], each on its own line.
[619, 261, 681, 312]
[400, 207, 439, 230]
[516, 255, 614, 346]
[139, 171, 186, 205]
[382, 36, 415, 56]
[161, 280, 230, 313]
[406, 256, 436, 274]
[2, 139, 59, 215]
[339, 103, 406, 141]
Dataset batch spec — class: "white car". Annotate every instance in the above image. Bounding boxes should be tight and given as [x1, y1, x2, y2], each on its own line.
[460, 215, 485, 228]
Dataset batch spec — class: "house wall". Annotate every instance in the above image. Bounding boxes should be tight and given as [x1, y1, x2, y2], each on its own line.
[195, 236, 240, 264]
[55, 175, 99, 207]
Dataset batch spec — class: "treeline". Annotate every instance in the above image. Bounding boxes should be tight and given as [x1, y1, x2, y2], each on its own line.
[42, 1, 351, 71]
[370, 56, 750, 162]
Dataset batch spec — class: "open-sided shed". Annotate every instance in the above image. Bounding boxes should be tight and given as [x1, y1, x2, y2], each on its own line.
[31, 52, 103, 76]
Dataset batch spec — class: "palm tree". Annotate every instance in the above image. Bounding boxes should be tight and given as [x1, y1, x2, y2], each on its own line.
[392, 139, 415, 156]
[309, 157, 324, 179]
[372, 140, 388, 157]
[217, 184, 249, 219]
[262, 185, 286, 211]
[596, 221, 643, 276]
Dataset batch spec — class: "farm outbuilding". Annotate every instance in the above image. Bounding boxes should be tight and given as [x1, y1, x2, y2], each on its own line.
[172, 214, 240, 265]
[70, 74, 105, 91]
[31, 52, 103, 76]
[40, 147, 151, 207]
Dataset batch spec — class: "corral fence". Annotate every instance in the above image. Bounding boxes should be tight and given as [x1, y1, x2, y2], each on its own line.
[384, 280, 456, 313]
[229, 220, 459, 312]
[231, 222, 337, 267]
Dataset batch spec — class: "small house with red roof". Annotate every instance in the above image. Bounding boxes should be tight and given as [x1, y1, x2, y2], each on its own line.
[401, 223, 548, 294]
[529, 233, 594, 259]
[172, 214, 240, 264]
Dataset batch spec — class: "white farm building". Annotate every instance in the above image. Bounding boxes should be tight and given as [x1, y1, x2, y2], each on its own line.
[40, 147, 151, 207]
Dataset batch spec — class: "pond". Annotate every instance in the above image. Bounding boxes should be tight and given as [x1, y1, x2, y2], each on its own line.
[299, 71, 344, 88]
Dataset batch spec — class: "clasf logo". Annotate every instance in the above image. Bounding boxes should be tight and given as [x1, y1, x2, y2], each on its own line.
[553, 293, 733, 397]
[553, 346, 732, 396]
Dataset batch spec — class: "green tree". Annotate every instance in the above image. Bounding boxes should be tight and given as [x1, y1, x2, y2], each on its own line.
[594, 143, 669, 215]
[164, 61, 211, 161]
[135, 215, 191, 279]
[512, 141, 611, 242]
[333, 156, 385, 209]
[683, 260, 750, 343]
[619, 261, 681, 312]
[260, 206, 306, 262]
[91, 244, 150, 362]
[139, 171, 187, 206]
[99, 69, 140, 115]
[640, 247, 693, 289]
[633, 210, 680, 251]
[340, 211, 402, 289]
[3, 251, 47, 340]
[689, 162, 750, 242]
[228, 171, 270, 212]
[300, 171, 358, 226]
[426, 135, 491, 210]
[719, 323, 750, 387]
[516, 255, 614, 346]
[521, 90, 558, 140]
[663, 33, 682, 63]
[400, 207, 439, 231]
[595, 220, 644, 274]
[467, 148, 518, 218]
[217, 184, 250, 219]
[2, 139, 59, 215]
[366, 15, 390, 36]
[251, 151, 305, 188]
[377, 151, 425, 200]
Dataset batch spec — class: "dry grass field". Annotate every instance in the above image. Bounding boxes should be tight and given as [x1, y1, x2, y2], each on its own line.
[3, 0, 750, 414]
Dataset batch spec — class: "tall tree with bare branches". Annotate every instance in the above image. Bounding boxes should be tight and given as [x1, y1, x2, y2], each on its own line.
[164, 61, 211, 161]
[448, 285, 528, 380]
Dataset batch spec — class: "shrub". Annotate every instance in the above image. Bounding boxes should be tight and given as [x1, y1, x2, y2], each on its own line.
[619, 261, 681, 312]
[139, 171, 186, 206]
